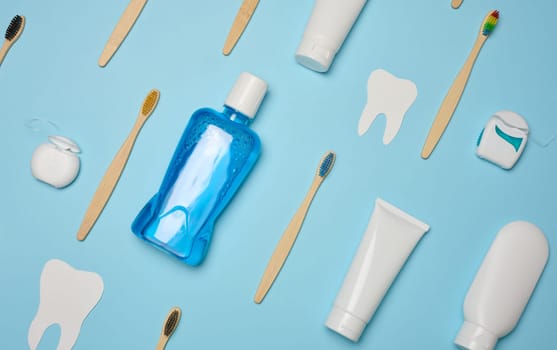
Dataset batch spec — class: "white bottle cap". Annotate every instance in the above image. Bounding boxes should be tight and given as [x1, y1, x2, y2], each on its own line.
[325, 305, 367, 342]
[295, 38, 335, 73]
[224, 72, 268, 119]
[455, 321, 498, 350]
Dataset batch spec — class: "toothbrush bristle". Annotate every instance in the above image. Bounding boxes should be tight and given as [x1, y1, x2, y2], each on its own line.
[482, 10, 499, 36]
[163, 309, 181, 337]
[5, 15, 23, 41]
[318, 151, 336, 178]
[142, 89, 160, 116]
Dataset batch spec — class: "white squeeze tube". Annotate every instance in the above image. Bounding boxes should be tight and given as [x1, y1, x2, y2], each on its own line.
[455, 221, 549, 350]
[326, 198, 430, 342]
[295, 0, 368, 73]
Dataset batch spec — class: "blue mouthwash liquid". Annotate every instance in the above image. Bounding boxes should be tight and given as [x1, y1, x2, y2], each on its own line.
[132, 73, 268, 265]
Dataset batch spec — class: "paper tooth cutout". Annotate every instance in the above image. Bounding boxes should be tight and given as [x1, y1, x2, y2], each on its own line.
[28, 259, 104, 350]
[358, 69, 418, 144]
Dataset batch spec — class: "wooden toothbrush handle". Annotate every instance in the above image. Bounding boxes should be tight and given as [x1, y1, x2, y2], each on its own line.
[223, 0, 260, 55]
[451, 0, 463, 9]
[76, 115, 147, 241]
[254, 177, 323, 304]
[421, 35, 487, 159]
[155, 336, 168, 350]
[98, 0, 148, 67]
[0, 41, 11, 65]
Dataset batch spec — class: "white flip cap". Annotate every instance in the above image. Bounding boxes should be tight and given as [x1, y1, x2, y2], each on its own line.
[224, 72, 268, 119]
[48, 135, 81, 153]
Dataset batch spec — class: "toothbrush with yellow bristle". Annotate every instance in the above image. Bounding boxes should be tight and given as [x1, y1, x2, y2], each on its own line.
[421, 10, 499, 159]
[0, 15, 25, 65]
[77, 89, 160, 241]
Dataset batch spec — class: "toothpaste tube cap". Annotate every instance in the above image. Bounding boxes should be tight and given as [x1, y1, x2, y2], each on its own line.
[295, 37, 335, 73]
[455, 320, 498, 350]
[325, 305, 366, 342]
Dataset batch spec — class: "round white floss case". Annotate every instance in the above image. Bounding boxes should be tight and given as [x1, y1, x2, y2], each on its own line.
[31, 136, 81, 188]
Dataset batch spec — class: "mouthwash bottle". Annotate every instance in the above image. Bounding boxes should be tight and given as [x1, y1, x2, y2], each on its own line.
[132, 72, 268, 265]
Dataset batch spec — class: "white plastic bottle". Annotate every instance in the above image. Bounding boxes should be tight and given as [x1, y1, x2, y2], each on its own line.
[296, 0, 368, 72]
[455, 221, 549, 350]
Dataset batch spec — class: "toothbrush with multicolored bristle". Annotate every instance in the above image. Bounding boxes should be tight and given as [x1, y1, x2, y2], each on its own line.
[254, 151, 336, 304]
[0, 15, 25, 65]
[421, 10, 499, 159]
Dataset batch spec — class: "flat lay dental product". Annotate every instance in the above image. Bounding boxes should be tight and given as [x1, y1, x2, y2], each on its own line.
[326, 198, 429, 342]
[296, 0, 367, 72]
[223, 0, 260, 55]
[77, 89, 160, 241]
[98, 0, 148, 67]
[421, 10, 499, 159]
[254, 151, 336, 304]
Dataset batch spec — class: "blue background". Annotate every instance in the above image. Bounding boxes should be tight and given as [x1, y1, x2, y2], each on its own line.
[1, 0, 555, 349]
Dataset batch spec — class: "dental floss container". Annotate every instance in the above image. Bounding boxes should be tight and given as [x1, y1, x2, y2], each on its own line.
[476, 111, 528, 169]
[31, 136, 81, 188]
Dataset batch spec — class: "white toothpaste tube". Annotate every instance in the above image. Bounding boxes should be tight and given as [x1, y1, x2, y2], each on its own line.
[326, 198, 429, 342]
[295, 0, 368, 72]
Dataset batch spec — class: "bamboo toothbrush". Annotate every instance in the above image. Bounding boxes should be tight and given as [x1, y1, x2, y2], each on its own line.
[451, 0, 463, 9]
[0, 15, 25, 66]
[254, 151, 336, 304]
[77, 89, 160, 241]
[421, 10, 499, 159]
[99, 0, 148, 67]
[223, 0, 260, 55]
[155, 307, 181, 350]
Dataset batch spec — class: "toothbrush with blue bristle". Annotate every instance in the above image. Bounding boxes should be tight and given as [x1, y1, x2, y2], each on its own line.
[254, 151, 336, 304]
[422, 10, 499, 159]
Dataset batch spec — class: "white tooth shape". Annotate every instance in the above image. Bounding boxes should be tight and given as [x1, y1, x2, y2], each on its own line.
[28, 259, 104, 350]
[358, 69, 418, 144]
